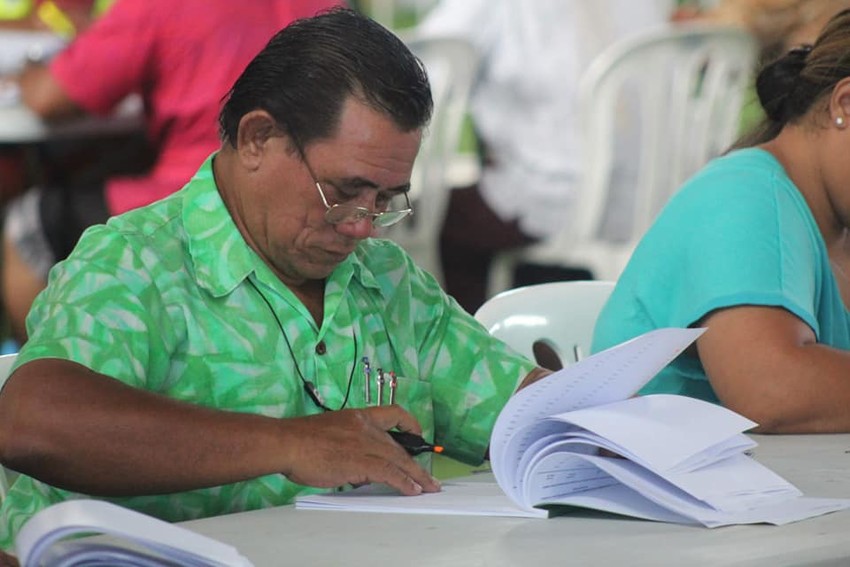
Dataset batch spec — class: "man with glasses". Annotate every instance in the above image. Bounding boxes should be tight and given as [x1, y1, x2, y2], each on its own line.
[0, 8, 549, 549]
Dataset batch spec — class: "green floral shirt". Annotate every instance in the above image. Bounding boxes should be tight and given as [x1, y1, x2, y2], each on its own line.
[0, 154, 534, 549]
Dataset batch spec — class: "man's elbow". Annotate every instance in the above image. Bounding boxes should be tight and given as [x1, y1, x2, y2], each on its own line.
[20, 87, 71, 121]
[0, 379, 51, 476]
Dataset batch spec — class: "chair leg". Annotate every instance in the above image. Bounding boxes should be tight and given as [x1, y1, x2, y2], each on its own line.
[487, 251, 518, 300]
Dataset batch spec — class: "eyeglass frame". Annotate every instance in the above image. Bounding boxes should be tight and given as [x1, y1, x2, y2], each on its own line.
[297, 147, 414, 228]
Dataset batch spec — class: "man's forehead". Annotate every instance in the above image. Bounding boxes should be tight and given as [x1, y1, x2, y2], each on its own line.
[329, 97, 422, 145]
[307, 103, 422, 172]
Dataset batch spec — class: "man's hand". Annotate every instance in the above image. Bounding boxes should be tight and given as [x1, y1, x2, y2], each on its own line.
[516, 367, 552, 392]
[0, 550, 18, 567]
[277, 406, 441, 496]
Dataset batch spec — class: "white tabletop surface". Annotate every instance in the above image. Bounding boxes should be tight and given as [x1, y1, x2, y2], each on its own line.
[0, 30, 65, 76]
[178, 433, 850, 567]
[0, 95, 143, 144]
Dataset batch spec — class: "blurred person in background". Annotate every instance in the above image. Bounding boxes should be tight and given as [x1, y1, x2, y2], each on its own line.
[695, 0, 850, 62]
[414, 0, 677, 314]
[0, 0, 114, 242]
[0, 0, 341, 344]
[687, 0, 850, 133]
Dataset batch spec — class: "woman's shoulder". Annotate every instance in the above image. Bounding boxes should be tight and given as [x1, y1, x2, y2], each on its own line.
[670, 147, 795, 211]
[691, 148, 784, 185]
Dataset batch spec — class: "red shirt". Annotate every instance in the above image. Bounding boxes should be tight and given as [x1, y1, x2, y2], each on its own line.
[50, 0, 340, 214]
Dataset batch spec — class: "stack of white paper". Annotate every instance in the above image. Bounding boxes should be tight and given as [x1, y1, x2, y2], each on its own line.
[297, 328, 850, 527]
[500, 393, 848, 527]
[16, 500, 253, 567]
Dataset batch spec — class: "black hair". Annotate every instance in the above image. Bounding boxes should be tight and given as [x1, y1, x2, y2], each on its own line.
[218, 7, 433, 148]
[736, 8, 850, 147]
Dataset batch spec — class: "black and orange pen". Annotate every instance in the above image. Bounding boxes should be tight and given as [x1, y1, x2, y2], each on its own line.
[388, 430, 444, 456]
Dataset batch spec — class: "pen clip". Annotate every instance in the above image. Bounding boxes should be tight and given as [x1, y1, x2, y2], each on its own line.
[362, 356, 372, 405]
[376, 368, 385, 406]
[389, 371, 398, 405]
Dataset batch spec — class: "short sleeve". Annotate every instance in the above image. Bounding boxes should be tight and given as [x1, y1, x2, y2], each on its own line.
[403, 253, 536, 463]
[17, 224, 173, 388]
[594, 150, 827, 355]
[649, 161, 821, 335]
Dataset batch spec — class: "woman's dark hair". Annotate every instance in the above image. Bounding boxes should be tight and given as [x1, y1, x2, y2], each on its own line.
[218, 7, 433, 147]
[736, 8, 850, 147]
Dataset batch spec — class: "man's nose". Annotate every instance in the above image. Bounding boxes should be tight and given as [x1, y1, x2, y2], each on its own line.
[334, 216, 375, 240]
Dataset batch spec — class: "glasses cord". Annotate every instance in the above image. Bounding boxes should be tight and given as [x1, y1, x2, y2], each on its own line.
[247, 277, 357, 412]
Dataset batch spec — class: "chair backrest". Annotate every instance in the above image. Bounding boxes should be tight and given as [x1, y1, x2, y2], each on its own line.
[488, 23, 756, 293]
[474, 281, 614, 369]
[382, 35, 479, 284]
[0, 352, 18, 501]
[362, 0, 440, 31]
[575, 23, 756, 248]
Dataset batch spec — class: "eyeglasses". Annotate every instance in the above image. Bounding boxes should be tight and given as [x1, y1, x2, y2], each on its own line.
[301, 154, 414, 228]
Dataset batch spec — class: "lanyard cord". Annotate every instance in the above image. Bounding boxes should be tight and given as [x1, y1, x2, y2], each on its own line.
[247, 277, 357, 412]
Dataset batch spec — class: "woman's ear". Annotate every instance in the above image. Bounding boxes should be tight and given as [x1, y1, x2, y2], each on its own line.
[829, 77, 850, 128]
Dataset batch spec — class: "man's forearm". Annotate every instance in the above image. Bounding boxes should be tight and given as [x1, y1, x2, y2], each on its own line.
[0, 358, 289, 495]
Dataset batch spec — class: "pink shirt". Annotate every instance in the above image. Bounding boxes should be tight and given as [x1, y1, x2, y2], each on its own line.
[50, 0, 340, 214]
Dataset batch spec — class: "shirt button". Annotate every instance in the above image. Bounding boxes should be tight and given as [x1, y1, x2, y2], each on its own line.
[315, 341, 327, 355]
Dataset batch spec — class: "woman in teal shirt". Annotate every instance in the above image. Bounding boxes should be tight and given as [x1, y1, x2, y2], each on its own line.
[592, 9, 850, 433]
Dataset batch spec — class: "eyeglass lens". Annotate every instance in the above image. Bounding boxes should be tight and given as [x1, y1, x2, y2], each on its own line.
[324, 193, 412, 227]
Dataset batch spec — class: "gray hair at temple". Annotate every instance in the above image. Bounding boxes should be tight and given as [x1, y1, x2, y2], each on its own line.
[218, 7, 433, 148]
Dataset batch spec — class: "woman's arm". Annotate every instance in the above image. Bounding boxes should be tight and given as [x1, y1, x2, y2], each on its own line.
[698, 304, 850, 432]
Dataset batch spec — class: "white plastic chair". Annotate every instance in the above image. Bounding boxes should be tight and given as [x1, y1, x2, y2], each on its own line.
[474, 280, 614, 370]
[363, 0, 439, 30]
[488, 23, 757, 295]
[382, 35, 479, 285]
[0, 352, 18, 501]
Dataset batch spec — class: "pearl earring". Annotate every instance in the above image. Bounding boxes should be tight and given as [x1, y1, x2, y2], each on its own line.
[836, 116, 846, 128]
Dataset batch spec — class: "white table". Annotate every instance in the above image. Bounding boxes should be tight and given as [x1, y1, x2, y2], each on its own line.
[0, 30, 65, 76]
[178, 434, 850, 567]
[0, 95, 143, 144]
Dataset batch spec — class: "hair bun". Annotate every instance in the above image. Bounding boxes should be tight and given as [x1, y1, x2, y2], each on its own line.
[756, 45, 812, 123]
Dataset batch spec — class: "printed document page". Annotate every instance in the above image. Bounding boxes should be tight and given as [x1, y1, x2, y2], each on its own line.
[490, 328, 704, 492]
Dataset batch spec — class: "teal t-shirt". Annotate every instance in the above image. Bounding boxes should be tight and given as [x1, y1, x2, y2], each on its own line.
[592, 147, 850, 401]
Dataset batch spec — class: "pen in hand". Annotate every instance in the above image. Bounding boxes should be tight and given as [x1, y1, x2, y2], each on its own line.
[388, 430, 444, 456]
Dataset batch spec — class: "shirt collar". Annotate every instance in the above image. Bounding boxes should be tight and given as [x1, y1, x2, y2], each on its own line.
[183, 153, 257, 297]
[183, 153, 384, 299]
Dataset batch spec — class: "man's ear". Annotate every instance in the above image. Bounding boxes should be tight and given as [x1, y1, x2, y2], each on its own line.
[235, 110, 297, 169]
